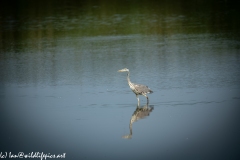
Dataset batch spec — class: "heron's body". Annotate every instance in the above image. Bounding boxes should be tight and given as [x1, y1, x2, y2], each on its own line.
[118, 68, 153, 104]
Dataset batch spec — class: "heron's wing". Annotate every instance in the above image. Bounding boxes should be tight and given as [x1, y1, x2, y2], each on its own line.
[133, 83, 153, 94]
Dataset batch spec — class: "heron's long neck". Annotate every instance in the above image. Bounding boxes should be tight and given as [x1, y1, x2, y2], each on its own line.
[127, 71, 131, 85]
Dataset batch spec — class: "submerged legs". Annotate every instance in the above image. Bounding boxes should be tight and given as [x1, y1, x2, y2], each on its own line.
[136, 95, 140, 106]
[136, 94, 149, 105]
[143, 94, 149, 104]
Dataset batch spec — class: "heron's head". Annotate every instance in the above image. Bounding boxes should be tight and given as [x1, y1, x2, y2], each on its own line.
[118, 68, 129, 72]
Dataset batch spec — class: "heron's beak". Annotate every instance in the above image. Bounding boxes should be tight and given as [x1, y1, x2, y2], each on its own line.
[118, 69, 123, 72]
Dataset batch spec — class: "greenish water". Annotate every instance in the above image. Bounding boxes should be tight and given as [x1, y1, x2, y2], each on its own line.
[1, 0, 240, 160]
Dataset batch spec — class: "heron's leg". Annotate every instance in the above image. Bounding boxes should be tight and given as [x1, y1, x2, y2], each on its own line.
[143, 94, 149, 104]
[136, 95, 140, 106]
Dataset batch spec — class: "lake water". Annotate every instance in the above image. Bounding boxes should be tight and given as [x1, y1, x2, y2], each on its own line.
[1, 0, 240, 159]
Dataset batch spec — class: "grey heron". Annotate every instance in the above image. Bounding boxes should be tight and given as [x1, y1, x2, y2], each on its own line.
[118, 68, 153, 104]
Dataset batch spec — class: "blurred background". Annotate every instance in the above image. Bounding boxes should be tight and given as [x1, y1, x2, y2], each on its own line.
[0, 0, 240, 159]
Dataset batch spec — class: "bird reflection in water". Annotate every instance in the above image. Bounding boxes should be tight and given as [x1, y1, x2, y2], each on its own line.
[122, 103, 154, 139]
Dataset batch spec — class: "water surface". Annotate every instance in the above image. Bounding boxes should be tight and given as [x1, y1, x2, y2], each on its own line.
[1, 1, 240, 160]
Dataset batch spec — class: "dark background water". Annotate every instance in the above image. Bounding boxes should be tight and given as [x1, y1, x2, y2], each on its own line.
[1, 0, 240, 160]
